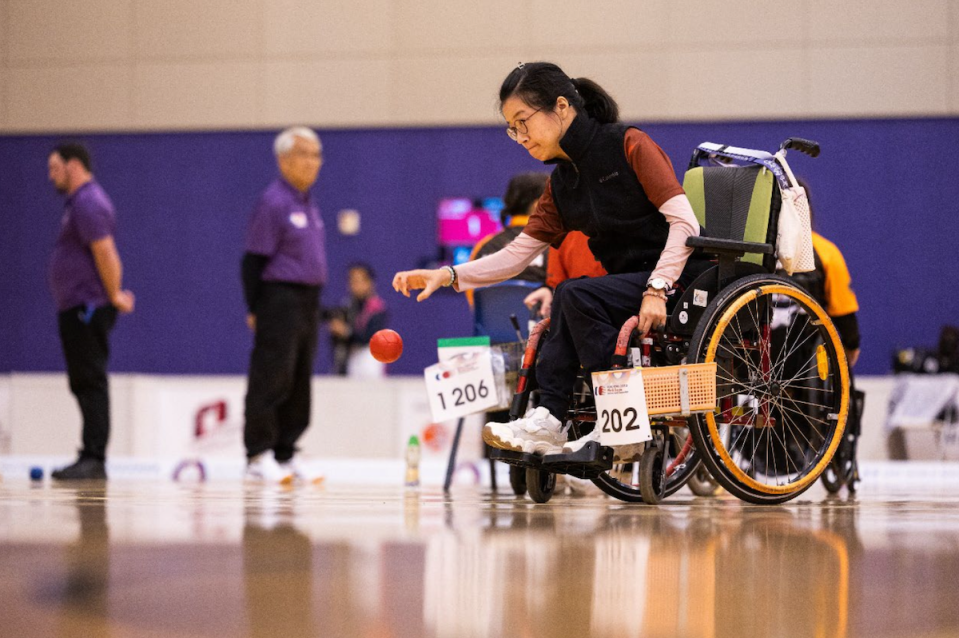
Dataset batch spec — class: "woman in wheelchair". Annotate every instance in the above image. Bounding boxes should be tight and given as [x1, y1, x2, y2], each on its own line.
[393, 61, 708, 457]
[396, 62, 851, 506]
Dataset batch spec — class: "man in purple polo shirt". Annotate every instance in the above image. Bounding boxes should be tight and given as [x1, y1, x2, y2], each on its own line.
[241, 127, 327, 484]
[47, 142, 135, 481]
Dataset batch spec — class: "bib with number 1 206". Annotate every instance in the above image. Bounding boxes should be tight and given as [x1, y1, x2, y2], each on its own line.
[424, 351, 499, 421]
[591, 368, 652, 445]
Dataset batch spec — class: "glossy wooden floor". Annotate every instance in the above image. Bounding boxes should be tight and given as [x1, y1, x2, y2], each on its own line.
[2, 479, 959, 638]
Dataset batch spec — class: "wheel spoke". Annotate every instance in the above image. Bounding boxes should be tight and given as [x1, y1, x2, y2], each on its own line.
[727, 316, 766, 382]
[775, 345, 820, 385]
[779, 393, 833, 436]
[772, 300, 803, 377]
[776, 398, 819, 460]
[772, 314, 817, 380]
[779, 393, 835, 419]
[692, 281, 847, 499]
[782, 322, 818, 378]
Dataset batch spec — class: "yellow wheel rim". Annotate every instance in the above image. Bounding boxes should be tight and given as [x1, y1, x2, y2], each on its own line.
[703, 284, 849, 495]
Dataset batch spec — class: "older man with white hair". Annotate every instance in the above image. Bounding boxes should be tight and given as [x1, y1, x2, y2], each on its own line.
[241, 127, 327, 484]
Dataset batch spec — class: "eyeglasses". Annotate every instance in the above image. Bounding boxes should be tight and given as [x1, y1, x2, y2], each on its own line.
[506, 108, 544, 141]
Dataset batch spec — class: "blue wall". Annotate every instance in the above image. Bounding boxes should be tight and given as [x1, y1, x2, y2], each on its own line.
[2, 119, 957, 376]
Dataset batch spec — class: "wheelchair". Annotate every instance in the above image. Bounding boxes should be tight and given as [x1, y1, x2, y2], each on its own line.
[770, 279, 864, 495]
[489, 138, 851, 505]
[820, 386, 863, 493]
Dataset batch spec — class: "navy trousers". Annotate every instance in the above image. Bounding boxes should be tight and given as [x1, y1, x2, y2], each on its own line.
[535, 263, 707, 422]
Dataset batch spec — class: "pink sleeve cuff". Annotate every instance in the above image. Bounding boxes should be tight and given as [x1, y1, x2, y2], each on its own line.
[650, 194, 699, 287]
[454, 232, 549, 291]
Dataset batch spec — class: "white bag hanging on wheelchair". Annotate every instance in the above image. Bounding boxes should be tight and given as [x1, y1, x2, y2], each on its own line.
[774, 151, 816, 275]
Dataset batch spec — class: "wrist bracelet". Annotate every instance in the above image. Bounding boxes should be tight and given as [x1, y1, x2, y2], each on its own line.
[643, 290, 667, 301]
[443, 265, 457, 288]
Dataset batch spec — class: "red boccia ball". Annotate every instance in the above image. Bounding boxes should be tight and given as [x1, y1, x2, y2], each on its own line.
[370, 329, 403, 364]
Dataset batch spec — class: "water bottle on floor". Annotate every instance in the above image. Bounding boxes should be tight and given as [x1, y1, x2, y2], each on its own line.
[405, 435, 421, 489]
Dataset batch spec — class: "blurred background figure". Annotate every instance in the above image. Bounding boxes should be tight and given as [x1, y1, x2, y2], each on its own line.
[327, 262, 390, 379]
[466, 172, 550, 308]
[523, 230, 606, 319]
[241, 127, 326, 484]
[47, 142, 135, 481]
[779, 177, 863, 487]
[790, 177, 860, 367]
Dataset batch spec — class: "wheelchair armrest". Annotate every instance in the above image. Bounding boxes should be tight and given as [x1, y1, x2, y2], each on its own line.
[686, 236, 775, 256]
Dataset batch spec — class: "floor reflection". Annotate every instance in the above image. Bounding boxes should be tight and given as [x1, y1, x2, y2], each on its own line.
[242, 492, 318, 637]
[1, 484, 959, 638]
[423, 504, 854, 638]
[54, 487, 112, 638]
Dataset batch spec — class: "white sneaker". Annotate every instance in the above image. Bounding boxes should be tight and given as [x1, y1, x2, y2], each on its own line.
[482, 406, 567, 455]
[278, 458, 325, 486]
[245, 453, 294, 485]
[561, 429, 644, 463]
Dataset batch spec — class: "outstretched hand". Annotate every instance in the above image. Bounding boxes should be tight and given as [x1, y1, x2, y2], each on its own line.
[392, 268, 449, 302]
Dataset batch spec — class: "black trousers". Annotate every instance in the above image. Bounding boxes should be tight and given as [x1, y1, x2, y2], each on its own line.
[244, 282, 320, 461]
[536, 265, 706, 422]
[58, 304, 118, 461]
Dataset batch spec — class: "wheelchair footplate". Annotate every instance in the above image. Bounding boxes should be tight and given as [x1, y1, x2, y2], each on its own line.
[488, 448, 547, 470]
[489, 442, 614, 479]
[541, 441, 614, 479]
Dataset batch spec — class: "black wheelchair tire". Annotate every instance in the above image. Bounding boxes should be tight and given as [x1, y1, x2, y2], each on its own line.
[846, 460, 859, 493]
[526, 468, 556, 503]
[821, 429, 858, 494]
[639, 446, 666, 505]
[509, 465, 528, 496]
[687, 274, 849, 505]
[820, 459, 844, 494]
[592, 435, 702, 503]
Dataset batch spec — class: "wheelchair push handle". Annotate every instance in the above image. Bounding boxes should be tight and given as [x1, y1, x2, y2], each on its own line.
[611, 316, 641, 368]
[779, 137, 820, 158]
[686, 147, 712, 170]
[509, 314, 524, 342]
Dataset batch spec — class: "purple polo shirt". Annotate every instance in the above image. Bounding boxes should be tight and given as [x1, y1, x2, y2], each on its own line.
[48, 181, 116, 311]
[245, 178, 327, 286]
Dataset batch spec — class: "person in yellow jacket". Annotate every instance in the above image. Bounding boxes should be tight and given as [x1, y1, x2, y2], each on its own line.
[791, 178, 860, 367]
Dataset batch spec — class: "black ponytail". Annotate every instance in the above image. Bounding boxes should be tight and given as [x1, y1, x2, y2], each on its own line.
[499, 62, 620, 124]
[570, 77, 619, 124]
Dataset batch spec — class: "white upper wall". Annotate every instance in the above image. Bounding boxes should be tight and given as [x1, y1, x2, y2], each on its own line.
[0, 0, 956, 133]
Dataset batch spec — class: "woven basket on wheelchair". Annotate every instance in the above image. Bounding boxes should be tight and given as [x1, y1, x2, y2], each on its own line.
[641, 362, 717, 417]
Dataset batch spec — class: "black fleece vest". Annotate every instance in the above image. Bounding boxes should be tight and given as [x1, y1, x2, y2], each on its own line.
[547, 115, 669, 275]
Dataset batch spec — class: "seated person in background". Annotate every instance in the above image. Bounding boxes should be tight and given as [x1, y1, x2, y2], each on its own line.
[939, 326, 959, 374]
[789, 178, 860, 367]
[523, 230, 606, 318]
[466, 172, 550, 308]
[328, 262, 389, 378]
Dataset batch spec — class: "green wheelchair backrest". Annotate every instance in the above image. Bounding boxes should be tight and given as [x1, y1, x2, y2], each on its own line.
[683, 164, 776, 266]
